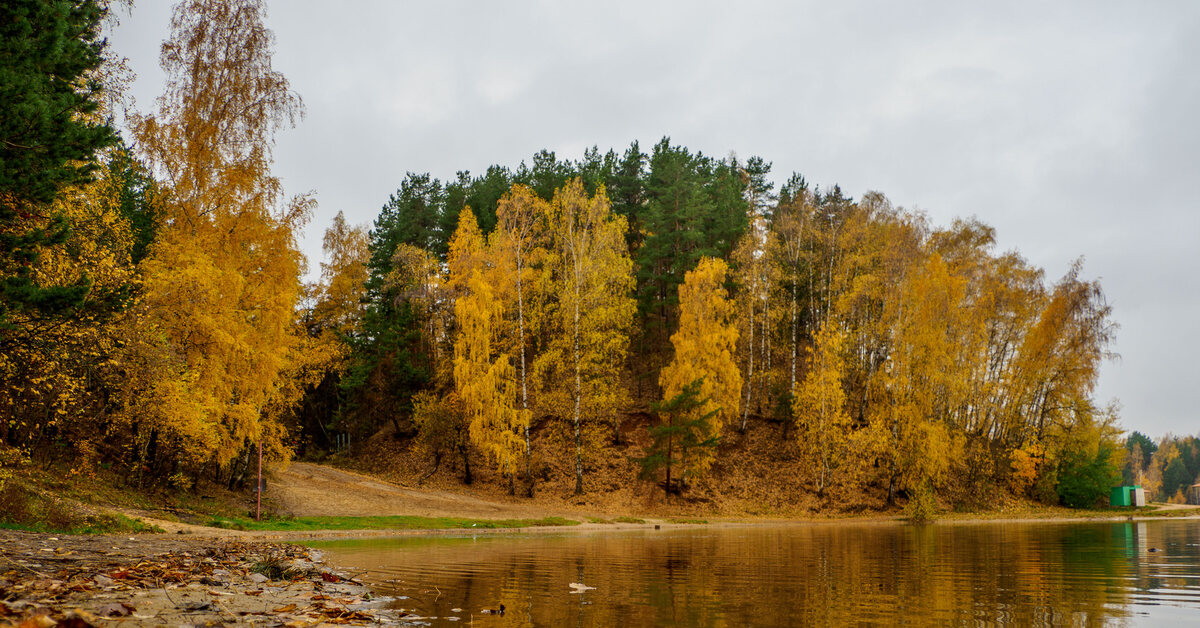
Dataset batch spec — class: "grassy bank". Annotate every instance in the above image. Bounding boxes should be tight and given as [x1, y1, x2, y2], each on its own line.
[205, 514, 582, 532]
[0, 478, 163, 534]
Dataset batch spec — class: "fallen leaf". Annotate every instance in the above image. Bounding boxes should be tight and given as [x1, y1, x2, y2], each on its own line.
[320, 572, 341, 583]
[17, 615, 55, 628]
[272, 604, 297, 613]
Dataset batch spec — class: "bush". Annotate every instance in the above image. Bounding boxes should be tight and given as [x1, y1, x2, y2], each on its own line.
[1056, 443, 1121, 508]
[905, 480, 939, 523]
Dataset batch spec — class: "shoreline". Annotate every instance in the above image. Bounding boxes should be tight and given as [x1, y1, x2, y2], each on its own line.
[207, 509, 1200, 542]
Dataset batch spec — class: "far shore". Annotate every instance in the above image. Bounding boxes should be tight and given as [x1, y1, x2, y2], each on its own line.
[128, 505, 1200, 544]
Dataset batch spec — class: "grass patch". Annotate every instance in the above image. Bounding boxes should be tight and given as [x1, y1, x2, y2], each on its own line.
[251, 553, 309, 581]
[667, 517, 707, 524]
[204, 514, 582, 532]
[585, 516, 612, 524]
[613, 516, 645, 524]
[0, 479, 163, 534]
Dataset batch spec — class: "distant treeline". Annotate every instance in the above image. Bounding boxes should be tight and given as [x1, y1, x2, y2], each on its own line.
[1125, 432, 1200, 502]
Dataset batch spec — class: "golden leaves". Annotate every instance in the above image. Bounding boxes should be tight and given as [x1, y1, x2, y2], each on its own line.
[792, 323, 851, 495]
[117, 0, 310, 469]
[659, 257, 741, 477]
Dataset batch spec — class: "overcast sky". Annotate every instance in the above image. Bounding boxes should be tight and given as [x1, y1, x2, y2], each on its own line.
[108, 1, 1199, 438]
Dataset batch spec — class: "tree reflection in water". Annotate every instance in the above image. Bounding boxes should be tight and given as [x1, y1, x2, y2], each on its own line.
[312, 520, 1200, 626]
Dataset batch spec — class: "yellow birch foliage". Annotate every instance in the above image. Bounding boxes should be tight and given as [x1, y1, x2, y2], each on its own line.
[313, 210, 369, 339]
[659, 257, 742, 477]
[453, 272, 527, 477]
[732, 214, 782, 427]
[873, 253, 967, 495]
[490, 184, 548, 493]
[123, 0, 311, 469]
[447, 208, 485, 296]
[533, 179, 635, 495]
[792, 323, 851, 495]
[449, 209, 528, 478]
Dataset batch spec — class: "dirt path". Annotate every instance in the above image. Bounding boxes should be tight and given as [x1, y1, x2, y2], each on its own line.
[267, 462, 551, 519]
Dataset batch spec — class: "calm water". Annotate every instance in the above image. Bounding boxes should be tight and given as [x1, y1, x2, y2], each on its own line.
[311, 519, 1200, 626]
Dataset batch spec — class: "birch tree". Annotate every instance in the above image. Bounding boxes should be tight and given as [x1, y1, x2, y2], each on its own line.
[534, 179, 635, 495]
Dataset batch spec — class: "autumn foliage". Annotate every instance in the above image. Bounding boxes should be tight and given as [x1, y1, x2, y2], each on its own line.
[1, 0, 1128, 511]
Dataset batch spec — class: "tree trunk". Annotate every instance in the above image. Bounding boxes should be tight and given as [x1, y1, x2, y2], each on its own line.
[741, 296, 754, 432]
[516, 248, 535, 498]
[460, 443, 473, 485]
[573, 283, 584, 496]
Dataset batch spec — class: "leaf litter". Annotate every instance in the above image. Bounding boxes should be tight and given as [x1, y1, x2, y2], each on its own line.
[0, 530, 417, 626]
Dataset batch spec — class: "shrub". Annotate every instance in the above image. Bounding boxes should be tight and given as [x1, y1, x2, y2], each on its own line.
[1056, 443, 1121, 508]
[905, 480, 938, 523]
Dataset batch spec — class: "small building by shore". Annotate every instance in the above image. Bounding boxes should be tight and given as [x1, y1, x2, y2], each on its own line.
[1189, 483, 1200, 506]
[1111, 485, 1146, 507]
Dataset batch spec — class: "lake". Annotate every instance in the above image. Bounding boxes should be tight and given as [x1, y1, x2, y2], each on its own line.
[311, 519, 1200, 626]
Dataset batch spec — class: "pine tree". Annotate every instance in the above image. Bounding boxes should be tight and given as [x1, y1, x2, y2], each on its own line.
[0, 0, 118, 329]
[638, 379, 720, 495]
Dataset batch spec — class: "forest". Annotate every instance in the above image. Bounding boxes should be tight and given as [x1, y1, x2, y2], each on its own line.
[3, 0, 1190, 515]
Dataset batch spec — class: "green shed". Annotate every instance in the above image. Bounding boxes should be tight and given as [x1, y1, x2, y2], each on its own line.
[1110, 485, 1144, 507]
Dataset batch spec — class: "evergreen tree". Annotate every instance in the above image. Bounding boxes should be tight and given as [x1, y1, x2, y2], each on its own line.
[462, 165, 513, 236]
[0, 0, 118, 328]
[638, 379, 720, 495]
[609, 141, 647, 255]
[374, 173, 443, 263]
[635, 139, 751, 390]
[517, 149, 575, 201]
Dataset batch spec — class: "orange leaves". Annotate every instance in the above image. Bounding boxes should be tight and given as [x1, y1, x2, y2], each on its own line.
[452, 250, 528, 477]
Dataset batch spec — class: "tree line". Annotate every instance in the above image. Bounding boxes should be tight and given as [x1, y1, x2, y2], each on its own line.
[1124, 432, 1200, 502]
[318, 140, 1126, 506]
[1, 0, 1148, 509]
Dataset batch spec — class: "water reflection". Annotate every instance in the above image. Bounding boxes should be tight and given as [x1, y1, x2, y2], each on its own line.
[311, 519, 1200, 626]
